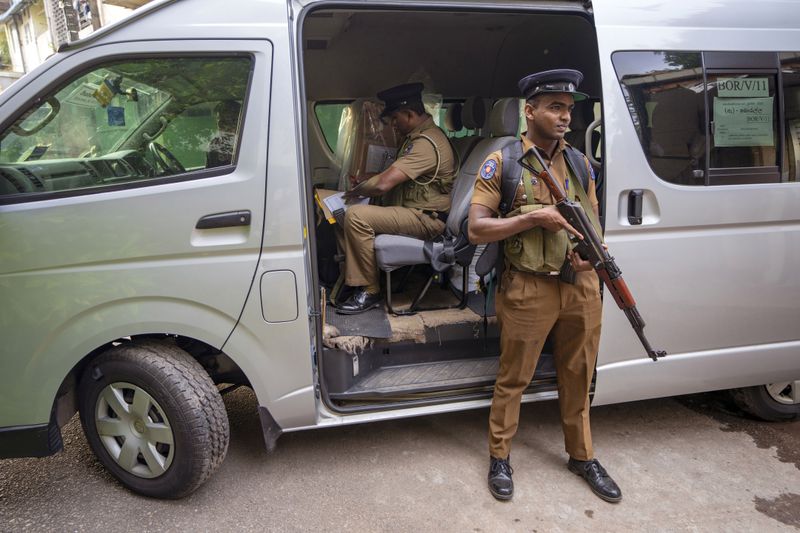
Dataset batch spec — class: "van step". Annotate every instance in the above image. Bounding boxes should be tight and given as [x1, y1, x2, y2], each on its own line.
[328, 356, 557, 400]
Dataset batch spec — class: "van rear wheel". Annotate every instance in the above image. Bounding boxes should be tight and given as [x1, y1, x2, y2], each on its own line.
[730, 382, 800, 422]
[78, 340, 229, 498]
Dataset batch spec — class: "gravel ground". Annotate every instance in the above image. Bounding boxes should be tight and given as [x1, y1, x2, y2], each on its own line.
[1, 389, 798, 532]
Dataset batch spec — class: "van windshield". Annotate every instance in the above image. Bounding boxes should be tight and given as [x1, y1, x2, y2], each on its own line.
[0, 66, 171, 163]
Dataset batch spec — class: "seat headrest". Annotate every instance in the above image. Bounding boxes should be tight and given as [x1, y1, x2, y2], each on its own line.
[488, 98, 520, 137]
[444, 103, 463, 132]
[461, 97, 487, 130]
[569, 101, 594, 130]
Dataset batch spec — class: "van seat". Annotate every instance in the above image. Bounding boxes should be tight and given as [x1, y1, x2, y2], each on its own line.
[373, 97, 520, 314]
[564, 100, 599, 157]
[450, 97, 487, 165]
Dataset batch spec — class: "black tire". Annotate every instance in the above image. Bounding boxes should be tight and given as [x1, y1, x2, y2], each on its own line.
[729, 384, 800, 422]
[78, 340, 229, 498]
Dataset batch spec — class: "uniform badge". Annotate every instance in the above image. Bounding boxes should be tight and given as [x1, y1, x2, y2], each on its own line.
[530, 176, 538, 185]
[590, 166, 597, 181]
[403, 142, 414, 155]
[480, 159, 497, 180]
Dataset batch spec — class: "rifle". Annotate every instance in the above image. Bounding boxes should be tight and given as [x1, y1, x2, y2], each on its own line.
[521, 146, 666, 362]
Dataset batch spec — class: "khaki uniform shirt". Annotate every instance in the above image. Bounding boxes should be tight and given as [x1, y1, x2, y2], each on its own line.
[390, 117, 457, 212]
[471, 135, 598, 214]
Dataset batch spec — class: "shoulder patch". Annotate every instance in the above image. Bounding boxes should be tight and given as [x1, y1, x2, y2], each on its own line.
[403, 142, 414, 155]
[480, 159, 497, 180]
[590, 165, 597, 181]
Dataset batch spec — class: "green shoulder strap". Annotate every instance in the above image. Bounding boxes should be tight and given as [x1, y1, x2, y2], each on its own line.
[564, 147, 602, 238]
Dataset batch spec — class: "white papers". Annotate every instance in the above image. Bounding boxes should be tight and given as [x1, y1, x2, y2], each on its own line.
[321, 191, 369, 215]
[713, 96, 774, 147]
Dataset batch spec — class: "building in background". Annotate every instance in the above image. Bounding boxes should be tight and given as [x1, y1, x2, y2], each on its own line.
[0, 0, 150, 90]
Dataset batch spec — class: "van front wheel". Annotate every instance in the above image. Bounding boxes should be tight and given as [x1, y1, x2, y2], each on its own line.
[730, 382, 800, 422]
[78, 340, 229, 498]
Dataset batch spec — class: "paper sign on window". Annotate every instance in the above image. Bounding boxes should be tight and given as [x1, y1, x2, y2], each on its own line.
[717, 77, 769, 98]
[713, 97, 774, 147]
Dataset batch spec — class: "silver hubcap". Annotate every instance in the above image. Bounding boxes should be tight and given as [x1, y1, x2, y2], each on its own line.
[765, 381, 800, 405]
[94, 382, 175, 478]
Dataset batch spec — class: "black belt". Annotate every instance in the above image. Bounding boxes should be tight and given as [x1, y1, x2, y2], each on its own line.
[422, 210, 449, 223]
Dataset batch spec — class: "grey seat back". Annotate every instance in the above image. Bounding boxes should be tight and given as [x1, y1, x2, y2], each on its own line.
[564, 100, 599, 156]
[374, 99, 521, 312]
[445, 97, 520, 236]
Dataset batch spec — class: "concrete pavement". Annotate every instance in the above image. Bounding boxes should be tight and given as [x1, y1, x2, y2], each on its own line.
[1, 389, 798, 532]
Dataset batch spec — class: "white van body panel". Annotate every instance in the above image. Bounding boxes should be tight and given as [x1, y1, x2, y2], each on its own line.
[0, 0, 317, 435]
[591, 0, 800, 404]
[73, 0, 320, 430]
[0, 38, 276, 427]
[0, 0, 797, 446]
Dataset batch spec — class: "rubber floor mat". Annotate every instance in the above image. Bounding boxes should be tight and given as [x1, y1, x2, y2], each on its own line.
[349, 357, 499, 395]
[327, 305, 392, 338]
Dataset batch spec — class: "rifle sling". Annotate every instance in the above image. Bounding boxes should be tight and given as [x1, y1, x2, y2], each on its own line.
[563, 146, 602, 238]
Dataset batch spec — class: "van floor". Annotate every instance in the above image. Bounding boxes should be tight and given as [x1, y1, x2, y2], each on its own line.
[321, 276, 559, 404]
[324, 277, 492, 345]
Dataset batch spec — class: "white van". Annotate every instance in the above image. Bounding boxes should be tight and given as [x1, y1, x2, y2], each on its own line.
[1, 0, 798, 498]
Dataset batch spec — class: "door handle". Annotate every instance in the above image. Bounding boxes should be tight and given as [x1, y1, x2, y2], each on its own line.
[195, 210, 251, 229]
[627, 190, 643, 225]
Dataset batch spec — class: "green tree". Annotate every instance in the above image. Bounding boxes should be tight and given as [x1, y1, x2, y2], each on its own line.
[0, 34, 11, 70]
[663, 52, 701, 70]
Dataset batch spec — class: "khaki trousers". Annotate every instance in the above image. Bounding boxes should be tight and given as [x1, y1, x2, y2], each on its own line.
[489, 268, 602, 461]
[342, 204, 445, 288]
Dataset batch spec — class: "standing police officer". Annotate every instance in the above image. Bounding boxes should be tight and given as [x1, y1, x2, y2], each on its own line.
[468, 70, 622, 503]
[337, 82, 457, 314]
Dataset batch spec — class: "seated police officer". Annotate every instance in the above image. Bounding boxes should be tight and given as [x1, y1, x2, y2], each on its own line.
[469, 69, 622, 502]
[337, 82, 457, 315]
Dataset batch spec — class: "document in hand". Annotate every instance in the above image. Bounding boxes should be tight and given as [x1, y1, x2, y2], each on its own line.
[315, 189, 370, 224]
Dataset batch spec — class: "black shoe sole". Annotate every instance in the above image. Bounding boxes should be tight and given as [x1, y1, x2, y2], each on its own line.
[567, 463, 622, 503]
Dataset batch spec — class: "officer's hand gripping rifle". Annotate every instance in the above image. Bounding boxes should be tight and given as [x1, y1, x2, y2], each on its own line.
[521, 146, 666, 362]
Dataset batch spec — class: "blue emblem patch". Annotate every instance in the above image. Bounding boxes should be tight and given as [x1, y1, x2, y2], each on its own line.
[590, 166, 597, 181]
[480, 159, 497, 180]
[403, 142, 414, 155]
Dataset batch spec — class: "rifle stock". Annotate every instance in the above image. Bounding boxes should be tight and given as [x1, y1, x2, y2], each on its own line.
[521, 146, 666, 362]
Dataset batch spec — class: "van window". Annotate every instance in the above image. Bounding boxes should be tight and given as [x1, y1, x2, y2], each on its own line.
[708, 75, 777, 170]
[314, 102, 348, 152]
[0, 56, 252, 200]
[613, 51, 796, 186]
[781, 52, 800, 182]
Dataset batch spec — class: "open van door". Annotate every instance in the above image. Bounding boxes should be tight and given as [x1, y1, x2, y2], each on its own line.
[591, 1, 800, 405]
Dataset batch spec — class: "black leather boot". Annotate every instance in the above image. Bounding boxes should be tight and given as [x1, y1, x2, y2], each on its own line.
[488, 456, 513, 501]
[567, 458, 622, 503]
[336, 288, 383, 315]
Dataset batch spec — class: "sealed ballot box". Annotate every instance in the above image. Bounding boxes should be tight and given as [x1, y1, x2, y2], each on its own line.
[335, 99, 398, 191]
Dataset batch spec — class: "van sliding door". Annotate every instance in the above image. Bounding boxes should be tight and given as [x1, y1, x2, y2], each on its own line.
[591, 2, 800, 404]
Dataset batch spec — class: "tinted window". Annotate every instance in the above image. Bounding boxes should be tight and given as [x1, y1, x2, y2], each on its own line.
[781, 52, 800, 182]
[612, 51, 705, 185]
[0, 56, 251, 200]
[706, 64, 779, 184]
[613, 51, 791, 186]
